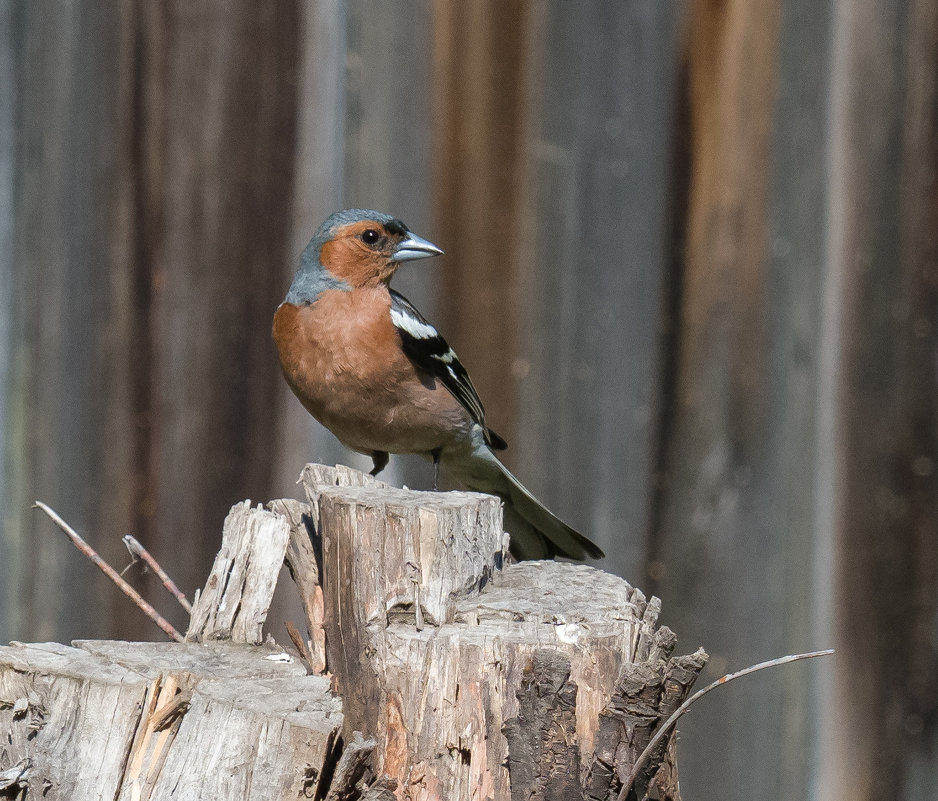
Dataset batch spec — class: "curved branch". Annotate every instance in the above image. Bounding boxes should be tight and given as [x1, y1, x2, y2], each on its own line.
[618, 648, 834, 800]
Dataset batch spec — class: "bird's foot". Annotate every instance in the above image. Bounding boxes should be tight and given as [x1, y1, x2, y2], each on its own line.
[370, 450, 389, 476]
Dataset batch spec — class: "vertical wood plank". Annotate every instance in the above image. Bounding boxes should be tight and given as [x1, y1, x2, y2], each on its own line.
[431, 0, 529, 443]
[1, 1, 127, 642]
[769, 2, 834, 799]
[141, 1, 301, 601]
[274, 0, 347, 497]
[0, 0, 20, 638]
[99, 0, 161, 638]
[647, 2, 827, 801]
[514, 1, 685, 569]
[1, 1, 303, 643]
[338, 0, 438, 488]
[823, 1, 938, 799]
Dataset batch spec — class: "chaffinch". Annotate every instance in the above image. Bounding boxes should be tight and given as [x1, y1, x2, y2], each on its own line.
[273, 208, 604, 561]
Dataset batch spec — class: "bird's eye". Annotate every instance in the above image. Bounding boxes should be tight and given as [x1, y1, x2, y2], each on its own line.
[360, 229, 381, 245]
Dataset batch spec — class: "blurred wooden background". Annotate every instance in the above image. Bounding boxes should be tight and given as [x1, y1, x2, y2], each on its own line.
[1, 2, 936, 801]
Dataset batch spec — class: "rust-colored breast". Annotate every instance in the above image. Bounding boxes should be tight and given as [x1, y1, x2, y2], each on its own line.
[272, 288, 471, 455]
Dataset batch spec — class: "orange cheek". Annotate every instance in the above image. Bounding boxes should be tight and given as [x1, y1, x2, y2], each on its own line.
[321, 240, 393, 287]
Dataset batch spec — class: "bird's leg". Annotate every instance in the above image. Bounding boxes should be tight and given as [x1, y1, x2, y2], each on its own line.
[370, 450, 389, 476]
[431, 448, 441, 491]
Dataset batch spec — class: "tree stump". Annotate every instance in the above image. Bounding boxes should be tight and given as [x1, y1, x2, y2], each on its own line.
[0, 640, 347, 800]
[0, 464, 706, 800]
[300, 464, 707, 801]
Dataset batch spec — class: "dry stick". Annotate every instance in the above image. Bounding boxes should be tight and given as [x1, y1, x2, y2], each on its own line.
[617, 648, 834, 801]
[33, 501, 185, 643]
[123, 534, 193, 614]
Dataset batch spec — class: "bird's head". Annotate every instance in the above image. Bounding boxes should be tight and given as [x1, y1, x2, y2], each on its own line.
[287, 209, 443, 302]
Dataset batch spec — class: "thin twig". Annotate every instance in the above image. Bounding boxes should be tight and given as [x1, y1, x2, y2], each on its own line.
[617, 648, 834, 800]
[33, 502, 184, 642]
[123, 534, 193, 614]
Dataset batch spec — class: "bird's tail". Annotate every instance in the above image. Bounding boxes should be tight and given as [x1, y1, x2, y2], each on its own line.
[443, 441, 605, 561]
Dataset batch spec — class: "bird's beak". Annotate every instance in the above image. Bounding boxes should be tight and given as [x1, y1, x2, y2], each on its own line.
[391, 233, 444, 262]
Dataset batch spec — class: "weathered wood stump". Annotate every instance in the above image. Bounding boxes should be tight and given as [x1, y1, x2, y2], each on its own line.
[301, 464, 707, 801]
[0, 640, 346, 800]
[0, 464, 706, 801]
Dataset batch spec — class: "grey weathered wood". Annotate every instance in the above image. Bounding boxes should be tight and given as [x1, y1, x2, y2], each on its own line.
[0, 639, 345, 801]
[299, 462, 391, 539]
[302, 461, 390, 494]
[0, 0, 15, 642]
[185, 501, 290, 644]
[323, 731, 377, 801]
[272, 0, 348, 500]
[150, 674, 340, 800]
[0, 0, 129, 645]
[379, 565, 699, 800]
[304, 465, 705, 800]
[649, 3, 835, 801]
[268, 497, 327, 673]
[764, 1, 832, 798]
[513, 1, 685, 571]
[822, 1, 938, 799]
[1, 0, 305, 648]
[138, 2, 302, 605]
[319, 485, 507, 630]
[72, 639, 309, 679]
[75, 640, 340, 801]
[0, 641, 152, 798]
[2, 466, 706, 800]
[3, 5, 934, 801]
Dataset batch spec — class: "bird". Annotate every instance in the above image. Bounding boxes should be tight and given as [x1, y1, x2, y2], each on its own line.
[272, 208, 604, 561]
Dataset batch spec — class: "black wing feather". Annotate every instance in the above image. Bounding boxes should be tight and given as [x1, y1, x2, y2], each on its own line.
[389, 289, 507, 450]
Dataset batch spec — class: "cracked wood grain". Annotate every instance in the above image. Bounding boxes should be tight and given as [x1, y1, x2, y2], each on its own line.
[0, 640, 351, 801]
[304, 463, 705, 801]
[185, 500, 290, 644]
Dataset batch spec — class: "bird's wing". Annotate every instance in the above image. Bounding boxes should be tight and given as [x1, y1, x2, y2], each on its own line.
[389, 288, 507, 450]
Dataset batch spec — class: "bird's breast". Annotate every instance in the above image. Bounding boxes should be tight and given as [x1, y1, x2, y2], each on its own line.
[274, 289, 398, 400]
[272, 289, 470, 454]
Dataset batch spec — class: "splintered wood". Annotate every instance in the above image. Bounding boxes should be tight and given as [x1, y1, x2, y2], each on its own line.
[0, 641, 346, 801]
[185, 500, 290, 644]
[0, 464, 706, 800]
